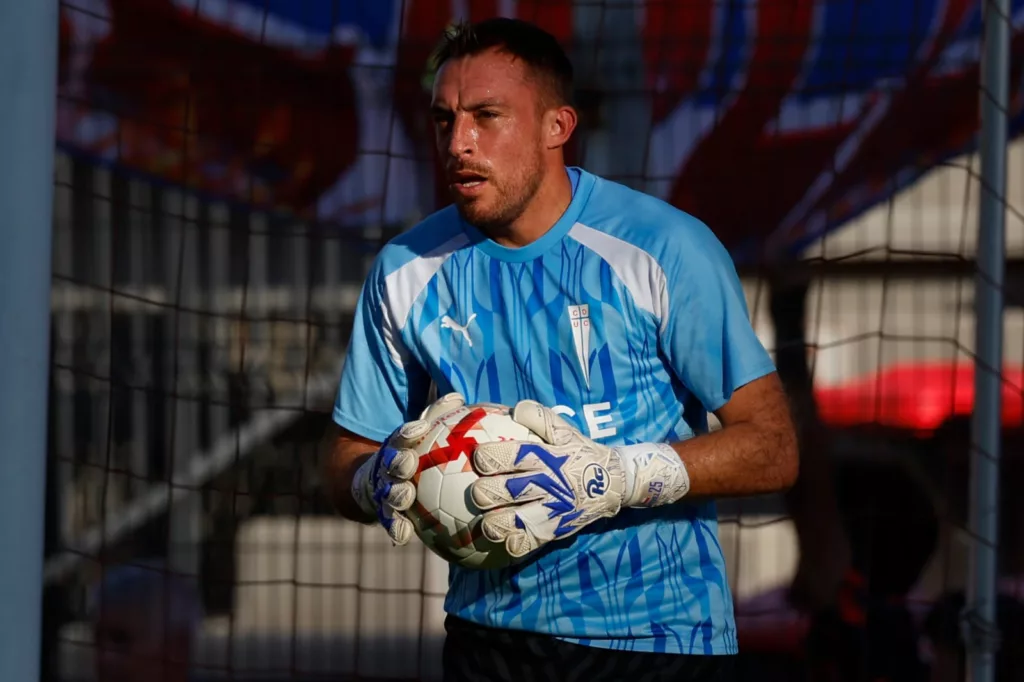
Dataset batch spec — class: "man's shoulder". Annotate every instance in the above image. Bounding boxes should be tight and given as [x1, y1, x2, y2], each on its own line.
[371, 205, 469, 279]
[574, 172, 730, 270]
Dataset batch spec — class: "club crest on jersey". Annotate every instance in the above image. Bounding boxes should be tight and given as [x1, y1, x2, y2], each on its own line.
[567, 304, 591, 389]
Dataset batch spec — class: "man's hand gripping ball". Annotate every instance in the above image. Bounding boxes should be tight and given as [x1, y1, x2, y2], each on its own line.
[470, 401, 692, 559]
[351, 393, 467, 545]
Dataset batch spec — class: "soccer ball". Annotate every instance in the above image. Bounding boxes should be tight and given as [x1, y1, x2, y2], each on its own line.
[405, 402, 542, 570]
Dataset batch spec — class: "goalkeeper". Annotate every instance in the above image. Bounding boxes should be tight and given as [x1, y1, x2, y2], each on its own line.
[324, 17, 798, 682]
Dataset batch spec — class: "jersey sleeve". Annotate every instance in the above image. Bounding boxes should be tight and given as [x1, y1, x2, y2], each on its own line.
[659, 222, 776, 413]
[333, 260, 427, 442]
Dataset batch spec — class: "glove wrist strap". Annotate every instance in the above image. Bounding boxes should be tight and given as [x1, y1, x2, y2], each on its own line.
[616, 443, 691, 508]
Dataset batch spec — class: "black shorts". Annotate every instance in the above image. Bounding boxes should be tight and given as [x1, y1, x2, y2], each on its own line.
[442, 615, 736, 682]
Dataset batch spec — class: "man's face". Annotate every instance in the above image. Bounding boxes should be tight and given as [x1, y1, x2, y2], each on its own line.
[431, 48, 549, 229]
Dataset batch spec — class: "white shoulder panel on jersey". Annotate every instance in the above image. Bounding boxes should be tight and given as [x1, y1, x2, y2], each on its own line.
[568, 222, 670, 333]
[380, 232, 469, 364]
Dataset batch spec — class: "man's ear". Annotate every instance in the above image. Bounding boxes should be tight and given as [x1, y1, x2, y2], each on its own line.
[545, 105, 578, 150]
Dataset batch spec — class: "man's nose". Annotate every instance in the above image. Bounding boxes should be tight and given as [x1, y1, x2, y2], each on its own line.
[447, 115, 477, 158]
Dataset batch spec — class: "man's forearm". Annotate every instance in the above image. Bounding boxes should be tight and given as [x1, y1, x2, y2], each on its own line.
[668, 420, 798, 499]
[326, 449, 376, 523]
[322, 426, 380, 523]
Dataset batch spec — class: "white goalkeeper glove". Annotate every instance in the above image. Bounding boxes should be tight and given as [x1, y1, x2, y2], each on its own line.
[470, 400, 691, 559]
[351, 392, 467, 545]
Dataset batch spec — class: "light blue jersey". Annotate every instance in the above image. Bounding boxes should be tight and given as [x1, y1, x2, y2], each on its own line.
[334, 168, 776, 655]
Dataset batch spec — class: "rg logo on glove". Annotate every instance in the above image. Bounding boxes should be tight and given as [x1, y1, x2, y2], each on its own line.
[583, 463, 609, 498]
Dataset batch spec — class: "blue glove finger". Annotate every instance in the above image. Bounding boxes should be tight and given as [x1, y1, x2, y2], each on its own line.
[371, 445, 399, 481]
[373, 479, 393, 506]
[380, 445, 404, 472]
[378, 505, 395, 532]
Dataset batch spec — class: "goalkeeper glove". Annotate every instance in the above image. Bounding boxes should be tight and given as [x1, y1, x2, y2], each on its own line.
[351, 392, 466, 545]
[470, 400, 691, 558]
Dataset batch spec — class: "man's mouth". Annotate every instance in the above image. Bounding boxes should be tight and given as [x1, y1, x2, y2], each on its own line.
[451, 171, 487, 187]
[451, 172, 488, 196]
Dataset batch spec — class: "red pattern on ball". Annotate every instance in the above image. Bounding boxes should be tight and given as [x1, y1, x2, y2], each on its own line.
[410, 406, 494, 550]
[416, 407, 489, 475]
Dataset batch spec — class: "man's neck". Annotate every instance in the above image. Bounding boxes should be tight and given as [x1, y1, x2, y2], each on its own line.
[488, 166, 573, 248]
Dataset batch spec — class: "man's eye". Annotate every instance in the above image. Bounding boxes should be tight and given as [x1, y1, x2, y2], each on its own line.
[477, 111, 497, 119]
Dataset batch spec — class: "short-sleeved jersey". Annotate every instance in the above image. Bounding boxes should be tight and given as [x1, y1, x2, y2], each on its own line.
[334, 168, 776, 655]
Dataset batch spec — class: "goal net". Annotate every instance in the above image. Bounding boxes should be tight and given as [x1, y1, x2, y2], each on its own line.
[45, 1, 1024, 680]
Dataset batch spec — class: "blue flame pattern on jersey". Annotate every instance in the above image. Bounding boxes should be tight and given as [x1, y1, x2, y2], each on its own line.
[334, 168, 776, 654]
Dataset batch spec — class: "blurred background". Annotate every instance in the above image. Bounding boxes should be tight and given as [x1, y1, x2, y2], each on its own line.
[21, 0, 1024, 680]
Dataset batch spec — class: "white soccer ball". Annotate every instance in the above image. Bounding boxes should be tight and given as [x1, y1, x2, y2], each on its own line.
[404, 402, 542, 570]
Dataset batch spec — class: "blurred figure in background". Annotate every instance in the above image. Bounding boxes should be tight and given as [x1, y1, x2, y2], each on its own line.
[769, 271, 936, 682]
[89, 561, 203, 682]
[769, 272, 852, 614]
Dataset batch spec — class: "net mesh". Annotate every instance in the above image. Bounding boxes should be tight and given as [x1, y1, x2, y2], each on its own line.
[45, 1, 1024, 681]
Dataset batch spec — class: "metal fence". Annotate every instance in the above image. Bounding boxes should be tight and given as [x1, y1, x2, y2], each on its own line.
[39, 143, 1024, 681]
[1, 1, 1021, 680]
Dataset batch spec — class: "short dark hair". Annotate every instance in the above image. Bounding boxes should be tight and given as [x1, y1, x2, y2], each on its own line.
[431, 18, 574, 106]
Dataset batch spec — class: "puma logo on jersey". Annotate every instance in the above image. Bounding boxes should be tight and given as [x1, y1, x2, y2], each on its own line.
[441, 313, 477, 346]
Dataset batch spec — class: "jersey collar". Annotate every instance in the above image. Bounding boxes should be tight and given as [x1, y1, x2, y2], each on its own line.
[460, 167, 596, 263]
